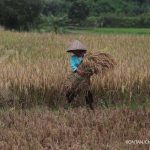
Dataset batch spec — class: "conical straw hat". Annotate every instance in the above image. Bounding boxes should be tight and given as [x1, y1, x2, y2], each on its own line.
[67, 40, 87, 52]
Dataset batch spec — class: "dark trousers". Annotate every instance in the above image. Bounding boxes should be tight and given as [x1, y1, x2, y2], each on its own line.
[66, 89, 94, 110]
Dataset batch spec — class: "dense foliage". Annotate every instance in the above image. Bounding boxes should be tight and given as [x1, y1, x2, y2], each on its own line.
[68, 0, 89, 24]
[0, 0, 44, 30]
[0, 0, 149, 30]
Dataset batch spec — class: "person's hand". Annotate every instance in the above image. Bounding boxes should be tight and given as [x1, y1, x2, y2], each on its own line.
[77, 69, 85, 76]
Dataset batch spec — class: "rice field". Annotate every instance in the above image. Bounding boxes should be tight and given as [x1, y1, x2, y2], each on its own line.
[0, 29, 150, 149]
[0, 29, 149, 108]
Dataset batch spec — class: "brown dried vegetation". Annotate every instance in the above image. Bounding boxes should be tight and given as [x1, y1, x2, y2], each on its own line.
[0, 108, 150, 149]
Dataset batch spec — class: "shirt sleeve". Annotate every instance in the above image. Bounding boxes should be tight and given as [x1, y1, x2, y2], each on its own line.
[70, 56, 78, 72]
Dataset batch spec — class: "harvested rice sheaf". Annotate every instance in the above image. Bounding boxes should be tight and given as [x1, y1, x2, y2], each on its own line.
[78, 51, 117, 76]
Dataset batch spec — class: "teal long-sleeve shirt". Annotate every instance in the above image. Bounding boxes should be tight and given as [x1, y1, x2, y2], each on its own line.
[70, 54, 83, 72]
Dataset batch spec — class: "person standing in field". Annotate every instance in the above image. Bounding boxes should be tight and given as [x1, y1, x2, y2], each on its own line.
[63, 40, 117, 110]
[64, 40, 94, 109]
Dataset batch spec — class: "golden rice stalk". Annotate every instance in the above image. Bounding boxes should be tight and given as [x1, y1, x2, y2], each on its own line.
[78, 51, 117, 76]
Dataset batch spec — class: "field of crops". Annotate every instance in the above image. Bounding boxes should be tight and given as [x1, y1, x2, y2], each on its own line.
[0, 29, 149, 149]
[0, 29, 149, 108]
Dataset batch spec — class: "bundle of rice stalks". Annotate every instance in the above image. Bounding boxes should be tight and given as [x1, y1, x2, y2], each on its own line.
[62, 72, 90, 97]
[78, 51, 117, 77]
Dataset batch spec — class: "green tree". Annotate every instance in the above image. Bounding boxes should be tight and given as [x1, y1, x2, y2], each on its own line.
[94, 0, 115, 15]
[49, 15, 67, 34]
[44, 15, 68, 34]
[68, 0, 89, 24]
[43, 0, 69, 16]
[0, 0, 44, 30]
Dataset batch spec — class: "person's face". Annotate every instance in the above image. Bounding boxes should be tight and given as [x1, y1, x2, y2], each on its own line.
[73, 50, 86, 57]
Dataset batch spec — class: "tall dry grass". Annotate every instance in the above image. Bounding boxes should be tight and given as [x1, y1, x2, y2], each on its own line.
[0, 107, 149, 149]
[0, 30, 149, 108]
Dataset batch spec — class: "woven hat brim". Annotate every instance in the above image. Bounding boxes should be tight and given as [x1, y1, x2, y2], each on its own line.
[67, 49, 87, 52]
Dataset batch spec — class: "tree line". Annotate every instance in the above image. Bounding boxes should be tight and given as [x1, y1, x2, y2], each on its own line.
[0, 0, 149, 31]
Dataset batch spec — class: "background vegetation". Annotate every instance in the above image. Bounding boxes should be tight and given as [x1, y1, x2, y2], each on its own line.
[0, 0, 150, 31]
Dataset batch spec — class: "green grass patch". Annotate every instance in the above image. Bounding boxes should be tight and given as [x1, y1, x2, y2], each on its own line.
[68, 27, 150, 35]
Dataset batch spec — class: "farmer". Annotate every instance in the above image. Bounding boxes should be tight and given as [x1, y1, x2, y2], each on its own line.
[64, 40, 94, 109]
